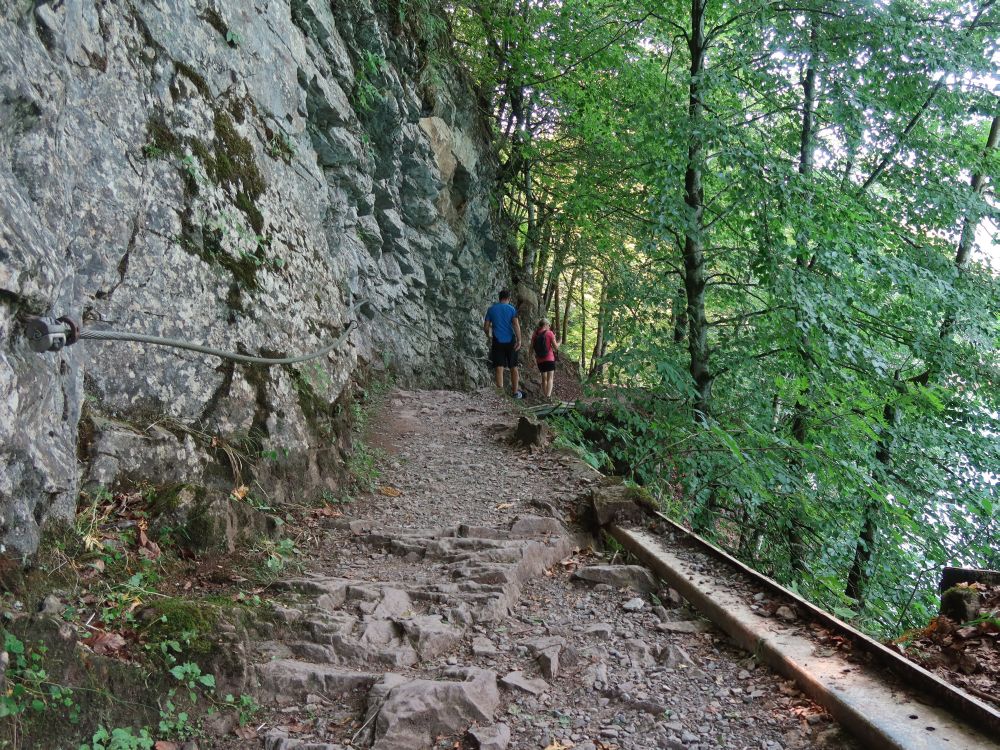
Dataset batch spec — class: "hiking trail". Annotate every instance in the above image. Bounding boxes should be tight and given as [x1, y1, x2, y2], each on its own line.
[221, 388, 857, 750]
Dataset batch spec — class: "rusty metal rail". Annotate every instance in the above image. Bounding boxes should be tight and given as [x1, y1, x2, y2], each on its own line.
[608, 512, 1000, 749]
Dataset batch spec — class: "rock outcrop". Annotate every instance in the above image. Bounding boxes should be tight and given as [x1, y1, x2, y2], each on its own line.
[0, 0, 506, 556]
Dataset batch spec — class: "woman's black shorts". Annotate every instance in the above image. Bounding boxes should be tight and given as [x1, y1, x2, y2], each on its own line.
[537, 360, 556, 373]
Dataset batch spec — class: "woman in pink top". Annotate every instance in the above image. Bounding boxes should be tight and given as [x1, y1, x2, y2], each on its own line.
[530, 318, 560, 398]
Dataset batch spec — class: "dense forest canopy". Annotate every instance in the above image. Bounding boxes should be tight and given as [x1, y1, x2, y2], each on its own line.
[425, 0, 999, 636]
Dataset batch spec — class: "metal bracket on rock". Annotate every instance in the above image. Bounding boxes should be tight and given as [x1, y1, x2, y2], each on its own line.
[25, 316, 78, 353]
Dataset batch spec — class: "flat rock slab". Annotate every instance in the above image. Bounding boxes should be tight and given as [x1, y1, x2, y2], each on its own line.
[573, 564, 659, 592]
[583, 622, 614, 638]
[471, 635, 498, 656]
[509, 515, 563, 537]
[370, 668, 499, 750]
[257, 660, 379, 704]
[263, 731, 345, 750]
[500, 670, 549, 695]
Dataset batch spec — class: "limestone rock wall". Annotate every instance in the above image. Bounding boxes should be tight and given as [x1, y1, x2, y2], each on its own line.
[0, 0, 507, 557]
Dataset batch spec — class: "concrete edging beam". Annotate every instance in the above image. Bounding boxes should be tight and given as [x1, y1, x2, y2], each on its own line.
[610, 525, 1000, 750]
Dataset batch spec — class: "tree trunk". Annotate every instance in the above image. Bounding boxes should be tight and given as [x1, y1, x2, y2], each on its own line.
[791, 16, 818, 448]
[522, 115, 539, 278]
[845, 509, 877, 605]
[553, 279, 561, 337]
[683, 0, 712, 421]
[849, 117, 999, 610]
[671, 285, 687, 343]
[562, 266, 577, 344]
[542, 231, 567, 312]
[579, 273, 587, 373]
[937, 115, 999, 343]
[846, 400, 896, 604]
[590, 276, 608, 379]
[786, 18, 819, 577]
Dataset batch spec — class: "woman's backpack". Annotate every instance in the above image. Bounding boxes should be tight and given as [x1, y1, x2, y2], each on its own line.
[533, 330, 550, 358]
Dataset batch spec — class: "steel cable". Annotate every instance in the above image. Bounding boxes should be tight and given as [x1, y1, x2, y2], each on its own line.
[78, 324, 354, 365]
[76, 298, 366, 366]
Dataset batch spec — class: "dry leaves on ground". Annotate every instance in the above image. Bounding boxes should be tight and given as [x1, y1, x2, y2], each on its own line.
[232, 725, 258, 740]
[897, 584, 1000, 706]
[82, 630, 127, 655]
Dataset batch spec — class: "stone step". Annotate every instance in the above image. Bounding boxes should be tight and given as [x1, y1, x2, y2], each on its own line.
[362, 668, 500, 750]
[263, 732, 344, 750]
[256, 659, 380, 705]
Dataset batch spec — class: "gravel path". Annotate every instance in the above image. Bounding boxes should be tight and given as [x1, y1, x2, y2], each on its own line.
[233, 388, 859, 750]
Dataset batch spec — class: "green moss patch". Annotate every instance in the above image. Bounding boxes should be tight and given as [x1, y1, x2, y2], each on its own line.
[213, 110, 265, 199]
[142, 598, 221, 657]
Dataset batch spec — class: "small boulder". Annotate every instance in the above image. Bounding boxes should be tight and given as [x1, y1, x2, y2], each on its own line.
[775, 605, 797, 622]
[370, 668, 499, 750]
[509, 515, 563, 537]
[500, 670, 548, 695]
[572, 564, 658, 593]
[622, 597, 646, 612]
[537, 647, 560, 678]
[513, 416, 550, 448]
[469, 723, 511, 750]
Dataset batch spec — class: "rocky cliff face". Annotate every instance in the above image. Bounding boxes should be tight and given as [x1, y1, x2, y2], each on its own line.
[0, 0, 507, 557]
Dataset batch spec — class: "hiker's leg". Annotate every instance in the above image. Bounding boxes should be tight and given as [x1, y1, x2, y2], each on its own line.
[545, 372, 554, 398]
[511, 367, 520, 395]
[494, 367, 504, 389]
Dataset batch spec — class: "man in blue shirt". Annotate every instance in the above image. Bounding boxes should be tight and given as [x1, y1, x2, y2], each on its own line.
[483, 290, 524, 398]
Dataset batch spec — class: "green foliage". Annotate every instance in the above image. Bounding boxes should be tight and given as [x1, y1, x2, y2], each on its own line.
[79, 726, 154, 750]
[223, 693, 261, 727]
[0, 632, 77, 722]
[354, 50, 387, 112]
[266, 131, 297, 161]
[168, 662, 216, 702]
[252, 537, 302, 581]
[459, 0, 1000, 639]
[346, 442, 384, 492]
[321, 489, 352, 506]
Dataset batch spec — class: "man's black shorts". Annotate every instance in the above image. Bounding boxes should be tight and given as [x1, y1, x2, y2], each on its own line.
[490, 338, 519, 369]
[538, 360, 556, 373]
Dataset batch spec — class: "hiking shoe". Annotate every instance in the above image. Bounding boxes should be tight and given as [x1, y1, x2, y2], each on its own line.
[514, 390, 525, 399]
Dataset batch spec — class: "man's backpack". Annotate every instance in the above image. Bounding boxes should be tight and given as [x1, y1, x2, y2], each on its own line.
[532, 331, 550, 358]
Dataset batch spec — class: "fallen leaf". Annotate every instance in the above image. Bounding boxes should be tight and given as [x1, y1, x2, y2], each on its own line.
[85, 631, 127, 655]
[496, 502, 514, 510]
[154, 742, 179, 750]
[231, 485, 250, 501]
[232, 726, 257, 740]
[544, 741, 575, 750]
[377, 485, 402, 497]
[314, 505, 343, 518]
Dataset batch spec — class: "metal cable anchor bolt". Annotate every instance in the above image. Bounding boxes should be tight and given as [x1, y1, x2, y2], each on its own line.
[24, 316, 79, 353]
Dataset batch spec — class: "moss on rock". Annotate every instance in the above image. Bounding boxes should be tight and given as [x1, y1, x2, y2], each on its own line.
[143, 597, 221, 657]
